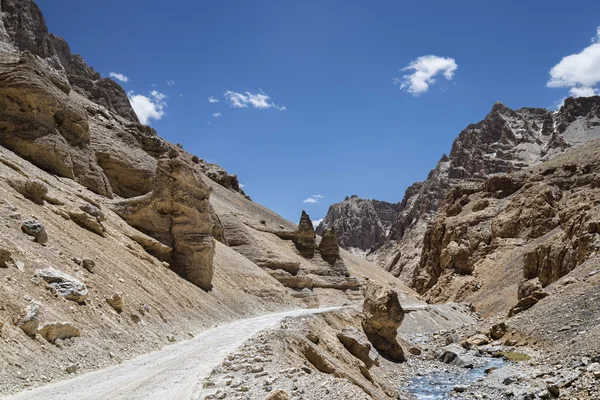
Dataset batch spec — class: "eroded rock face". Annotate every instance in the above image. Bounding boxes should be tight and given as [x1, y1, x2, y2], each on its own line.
[414, 139, 600, 311]
[1, 0, 138, 122]
[113, 151, 216, 290]
[361, 282, 405, 362]
[293, 211, 316, 258]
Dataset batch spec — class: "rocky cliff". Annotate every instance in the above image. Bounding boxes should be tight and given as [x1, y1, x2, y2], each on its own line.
[316, 196, 401, 255]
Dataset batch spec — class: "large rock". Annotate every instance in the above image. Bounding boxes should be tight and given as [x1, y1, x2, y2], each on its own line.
[21, 219, 48, 244]
[265, 389, 290, 400]
[36, 267, 88, 302]
[38, 322, 80, 343]
[361, 281, 405, 362]
[337, 326, 378, 368]
[15, 302, 40, 337]
[319, 227, 341, 264]
[292, 211, 316, 258]
[113, 151, 216, 290]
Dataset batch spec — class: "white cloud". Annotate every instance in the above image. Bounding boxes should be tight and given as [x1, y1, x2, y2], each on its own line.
[548, 27, 600, 98]
[166, 80, 176, 86]
[239, 183, 245, 188]
[128, 90, 167, 125]
[208, 96, 219, 103]
[109, 72, 129, 83]
[212, 112, 222, 118]
[312, 218, 323, 228]
[224, 90, 286, 111]
[394, 55, 457, 95]
[303, 194, 324, 204]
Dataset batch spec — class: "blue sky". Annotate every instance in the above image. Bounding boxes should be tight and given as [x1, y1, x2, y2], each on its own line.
[37, 0, 600, 224]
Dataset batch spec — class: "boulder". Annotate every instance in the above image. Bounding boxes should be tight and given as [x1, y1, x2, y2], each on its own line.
[38, 322, 80, 343]
[21, 219, 48, 244]
[36, 267, 88, 302]
[319, 228, 341, 264]
[337, 327, 378, 368]
[518, 278, 542, 300]
[508, 291, 549, 317]
[113, 151, 215, 290]
[467, 333, 490, 346]
[361, 281, 405, 362]
[81, 258, 95, 273]
[490, 322, 508, 340]
[15, 302, 40, 337]
[0, 248, 12, 267]
[265, 389, 290, 400]
[292, 211, 316, 258]
[106, 293, 125, 313]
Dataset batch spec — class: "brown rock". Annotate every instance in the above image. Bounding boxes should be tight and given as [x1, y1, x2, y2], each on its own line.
[67, 210, 106, 236]
[361, 281, 405, 362]
[265, 389, 290, 400]
[8, 179, 48, 205]
[38, 323, 80, 343]
[292, 211, 316, 258]
[113, 152, 215, 290]
[0, 248, 12, 268]
[337, 327, 377, 368]
[319, 227, 341, 264]
[106, 294, 125, 313]
[490, 322, 508, 340]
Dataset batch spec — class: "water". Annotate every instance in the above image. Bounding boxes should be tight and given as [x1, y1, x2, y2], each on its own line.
[406, 357, 506, 399]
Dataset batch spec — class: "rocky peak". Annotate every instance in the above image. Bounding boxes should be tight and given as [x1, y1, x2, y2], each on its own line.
[293, 210, 316, 258]
[316, 196, 401, 256]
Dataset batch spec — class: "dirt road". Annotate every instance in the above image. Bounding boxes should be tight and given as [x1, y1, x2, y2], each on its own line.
[3, 307, 340, 400]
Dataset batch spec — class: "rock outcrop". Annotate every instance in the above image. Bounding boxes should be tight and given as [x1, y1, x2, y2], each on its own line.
[317, 196, 401, 255]
[318, 228, 341, 264]
[361, 282, 405, 362]
[113, 151, 216, 290]
[292, 211, 316, 258]
[413, 138, 600, 314]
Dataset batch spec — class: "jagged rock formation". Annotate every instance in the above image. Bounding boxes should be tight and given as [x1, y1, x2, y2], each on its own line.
[414, 138, 600, 314]
[293, 211, 316, 258]
[318, 227, 341, 264]
[113, 150, 216, 290]
[361, 282, 405, 362]
[317, 196, 401, 255]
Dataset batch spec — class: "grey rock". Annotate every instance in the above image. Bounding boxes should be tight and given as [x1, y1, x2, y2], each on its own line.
[21, 219, 48, 244]
[36, 267, 88, 302]
[15, 302, 41, 337]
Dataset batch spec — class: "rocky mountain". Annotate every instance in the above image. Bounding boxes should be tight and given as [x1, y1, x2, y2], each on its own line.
[316, 195, 401, 255]
[321, 99, 600, 284]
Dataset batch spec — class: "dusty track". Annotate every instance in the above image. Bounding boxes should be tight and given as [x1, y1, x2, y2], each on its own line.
[3, 307, 341, 400]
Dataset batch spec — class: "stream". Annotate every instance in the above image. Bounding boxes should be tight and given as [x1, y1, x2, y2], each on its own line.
[406, 357, 506, 399]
